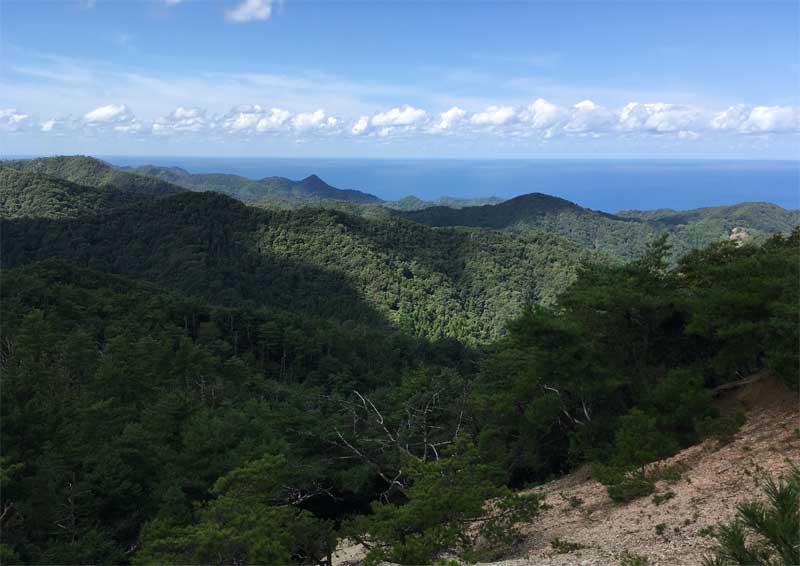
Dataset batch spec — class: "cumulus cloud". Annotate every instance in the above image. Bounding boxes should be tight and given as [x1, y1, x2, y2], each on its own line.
[351, 116, 369, 135]
[371, 105, 427, 127]
[37, 116, 82, 135]
[619, 102, 703, 134]
[0, 108, 31, 131]
[564, 100, 616, 134]
[84, 103, 134, 123]
[519, 98, 564, 130]
[709, 104, 750, 131]
[18, 97, 799, 143]
[258, 108, 292, 131]
[293, 109, 335, 130]
[470, 105, 515, 126]
[226, 0, 272, 22]
[81, 103, 142, 134]
[712, 104, 799, 134]
[219, 105, 292, 133]
[743, 106, 798, 133]
[433, 106, 466, 131]
[153, 107, 209, 135]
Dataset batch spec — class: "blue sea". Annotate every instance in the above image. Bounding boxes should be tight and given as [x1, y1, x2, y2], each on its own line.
[104, 157, 799, 212]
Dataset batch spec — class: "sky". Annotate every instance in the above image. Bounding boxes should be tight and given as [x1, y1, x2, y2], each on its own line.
[1, 0, 798, 158]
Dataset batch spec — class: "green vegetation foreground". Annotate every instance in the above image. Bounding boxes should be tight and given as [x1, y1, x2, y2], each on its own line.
[1, 225, 797, 564]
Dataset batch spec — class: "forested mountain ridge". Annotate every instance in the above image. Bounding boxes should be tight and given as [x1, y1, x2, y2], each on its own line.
[7, 156, 795, 265]
[403, 192, 800, 260]
[129, 164, 382, 203]
[403, 192, 656, 259]
[618, 201, 799, 233]
[130, 164, 504, 209]
[383, 195, 505, 211]
[2, 156, 184, 197]
[1, 190, 595, 343]
[0, 168, 152, 219]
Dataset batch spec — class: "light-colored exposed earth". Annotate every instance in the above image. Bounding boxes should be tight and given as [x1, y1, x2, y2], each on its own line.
[334, 374, 799, 566]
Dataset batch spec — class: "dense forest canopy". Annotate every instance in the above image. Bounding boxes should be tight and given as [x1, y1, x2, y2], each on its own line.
[1, 187, 596, 344]
[0, 155, 797, 565]
[127, 164, 382, 204]
[403, 192, 800, 261]
[2, 157, 183, 197]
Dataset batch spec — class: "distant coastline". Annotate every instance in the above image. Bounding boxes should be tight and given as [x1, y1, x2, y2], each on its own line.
[106, 157, 799, 212]
[2, 155, 797, 212]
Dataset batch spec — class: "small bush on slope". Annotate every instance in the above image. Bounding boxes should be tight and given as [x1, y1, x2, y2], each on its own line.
[703, 465, 800, 566]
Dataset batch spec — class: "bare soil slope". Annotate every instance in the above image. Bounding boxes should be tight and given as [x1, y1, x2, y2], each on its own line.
[485, 374, 798, 566]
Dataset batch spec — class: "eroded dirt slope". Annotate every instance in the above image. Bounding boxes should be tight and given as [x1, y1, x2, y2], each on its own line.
[484, 374, 799, 566]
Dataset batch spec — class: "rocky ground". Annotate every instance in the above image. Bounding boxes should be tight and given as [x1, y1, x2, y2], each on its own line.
[334, 374, 799, 566]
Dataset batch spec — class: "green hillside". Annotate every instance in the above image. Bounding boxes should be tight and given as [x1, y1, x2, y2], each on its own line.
[2, 156, 184, 196]
[384, 195, 505, 211]
[404, 192, 799, 260]
[2, 191, 595, 343]
[404, 192, 655, 259]
[0, 168, 151, 219]
[130, 164, 382, 203]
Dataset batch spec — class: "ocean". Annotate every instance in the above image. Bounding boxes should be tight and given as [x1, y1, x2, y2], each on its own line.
[103, 157, 799, 212]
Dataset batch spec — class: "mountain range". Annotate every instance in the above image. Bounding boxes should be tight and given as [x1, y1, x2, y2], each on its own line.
[0, 156, 595, 343]
[126, 163, 383, 204]
[402, 192, 799, 259]
[3, 155, 797, 266]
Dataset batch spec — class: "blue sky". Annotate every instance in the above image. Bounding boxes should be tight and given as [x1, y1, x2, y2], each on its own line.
[1, 0, 798, 158]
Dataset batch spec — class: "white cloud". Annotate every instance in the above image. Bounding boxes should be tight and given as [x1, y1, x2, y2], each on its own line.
[257, 108, 291, 131]
[16, 96, 798, 146]
[226, 0, 272, 22]
[564, 99, 616, 134]
[619, 102, 703, 133]
[84, 103, 133, 123]
[710, 104, 750, 131]
[79, 104, 145, 135]
[218, 104, 292, 133]
[153, 107, 209, 135]
[710, 104, 799, 134]
[0, 109, 31, 131]
[351, 116, 369, 135]
[292, 109, 327, 130]
[371, 105, 427, 127]
[164, 0, 182, 5]
[470, 105, 515, 125]
[36, 115, 82, 135]
[519, 98, 564, 130]
[742, 106, 798, 133]
[433, 106, 466, 131]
